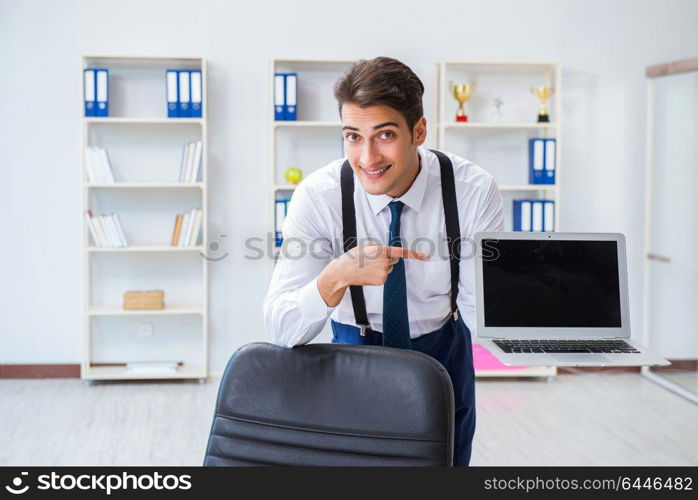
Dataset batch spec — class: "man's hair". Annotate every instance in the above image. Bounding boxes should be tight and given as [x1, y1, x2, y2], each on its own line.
[333, 57, 425, 131]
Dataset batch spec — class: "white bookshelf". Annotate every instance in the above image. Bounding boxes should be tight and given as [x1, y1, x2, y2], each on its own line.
[81, 55, 208, 382]
[269, 59, 356, 259]
[436, 60, 562, 232]
[268, 58, 356, 347]
[437, 60, 561, 379]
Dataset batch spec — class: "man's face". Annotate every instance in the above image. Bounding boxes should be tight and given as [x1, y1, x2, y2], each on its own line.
[341, 103, 426, 197]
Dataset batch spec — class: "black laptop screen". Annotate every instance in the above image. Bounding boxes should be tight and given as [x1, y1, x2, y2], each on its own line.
[481, 239, 622, 328]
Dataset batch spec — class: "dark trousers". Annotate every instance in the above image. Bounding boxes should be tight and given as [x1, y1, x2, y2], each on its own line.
[330, 315, 476, 466]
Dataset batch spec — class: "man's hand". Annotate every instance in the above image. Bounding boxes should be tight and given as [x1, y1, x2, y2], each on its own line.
[317, 243, 429, 307]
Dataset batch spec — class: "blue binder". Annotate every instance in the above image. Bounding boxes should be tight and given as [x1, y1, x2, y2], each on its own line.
[274, 73, 285, 121]
[178, 70, 191, 117]
[544, 138, 556, 184]
[83, 69, 96, 117]
[543, 200, 555, 231]
[190, 70, 202, 118]
[284, 73, 297, 120]
[531, 200, 544, 231]
[528, 138, 545, 184]
[275, 199, 287, 247]
[513, 200, 532, 232]
[166, 70, 179, 118]
[95, 69, 109, 117]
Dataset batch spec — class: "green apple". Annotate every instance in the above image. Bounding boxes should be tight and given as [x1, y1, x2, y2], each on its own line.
[284, 167, 303, 185]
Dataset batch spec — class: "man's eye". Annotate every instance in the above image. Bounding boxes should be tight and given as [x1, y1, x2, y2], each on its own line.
[379, 131, 394, 139]
[345, 134, 360, 142]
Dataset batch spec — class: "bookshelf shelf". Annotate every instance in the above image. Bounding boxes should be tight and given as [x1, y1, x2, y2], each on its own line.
[273, 121, 342, 128]
[87, 245, 203, 253]
[82, 55, 208, 382]
[437, 60, 561, 380]
[272, 184, 298, 192]
[84, 117, 204, 125]
[87, 306, 203, 316]
[498, 184, 557, 192]
[84, 364, 206, 381]
[439, 122, 558, 129]
[87, 183, 204, 189]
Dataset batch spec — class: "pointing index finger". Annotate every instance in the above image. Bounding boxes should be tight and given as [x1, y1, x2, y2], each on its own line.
[384, 246, 430, 261]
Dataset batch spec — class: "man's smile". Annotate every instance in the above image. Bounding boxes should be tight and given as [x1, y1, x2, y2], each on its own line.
[361, 164, 392, 179]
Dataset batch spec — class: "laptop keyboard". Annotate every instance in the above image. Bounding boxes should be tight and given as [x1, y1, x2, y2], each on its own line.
[492, 339, 641, 354]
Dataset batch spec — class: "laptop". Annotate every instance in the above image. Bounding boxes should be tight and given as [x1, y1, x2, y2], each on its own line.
[474, 232, 669, 367]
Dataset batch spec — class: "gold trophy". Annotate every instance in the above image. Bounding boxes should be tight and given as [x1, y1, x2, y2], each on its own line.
[450, 82, 476, 122]
[530, 86, 554, 122]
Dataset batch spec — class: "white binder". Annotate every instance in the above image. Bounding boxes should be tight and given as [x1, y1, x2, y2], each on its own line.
[532, 201, 543, 232]
[521, 201, 532, 232]
[544, 201, 555, 232]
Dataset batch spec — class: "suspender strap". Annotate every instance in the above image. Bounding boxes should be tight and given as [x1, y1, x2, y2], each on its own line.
[340, 151, 461, 331]
[340, 160, 371, 334]
[429, 149, 461, 320]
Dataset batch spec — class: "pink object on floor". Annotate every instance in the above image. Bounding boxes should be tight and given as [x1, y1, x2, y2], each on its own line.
[473, 343, 525, 371]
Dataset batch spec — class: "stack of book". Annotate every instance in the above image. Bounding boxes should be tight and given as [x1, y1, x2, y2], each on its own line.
[85, 210, 128, 247]
[178, 140, 203, 183]
[171, 208, 203, 246]
[85, 146, 116, 183]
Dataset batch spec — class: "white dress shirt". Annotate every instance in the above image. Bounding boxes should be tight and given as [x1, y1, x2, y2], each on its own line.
[264, 146, 504, 348]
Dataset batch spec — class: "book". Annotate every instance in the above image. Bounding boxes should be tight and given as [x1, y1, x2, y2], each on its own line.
[85, 211, 100, 246]
[189, 140, 203, 182]
[178, 143, 188, 182]
[171, 214, 183, 246]
[176, 140, 203, 183]
[178, 210, 192, 247]
[97, 148, 115, 183]
[184, 142, 195, 183]
[188, 209, 203, 246]
[102, 214, 119, 246]
[182, 208, 196, 246]
[85, 147, 116, 183]
[88, 210, 107, 246]
[85, 147, 98, 183]
[112, 214, 128, 246]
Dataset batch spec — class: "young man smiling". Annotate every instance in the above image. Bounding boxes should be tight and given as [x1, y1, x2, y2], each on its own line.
[264, 57, 504, 466]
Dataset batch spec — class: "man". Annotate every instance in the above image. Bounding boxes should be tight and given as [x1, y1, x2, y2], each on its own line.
[263, 57, 504, 466]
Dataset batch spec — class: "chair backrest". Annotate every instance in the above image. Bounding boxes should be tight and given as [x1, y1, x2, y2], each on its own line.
[204, 342, 454, 466]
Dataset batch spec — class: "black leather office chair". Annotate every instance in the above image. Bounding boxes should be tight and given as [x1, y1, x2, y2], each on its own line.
[204, 342, 454, 466]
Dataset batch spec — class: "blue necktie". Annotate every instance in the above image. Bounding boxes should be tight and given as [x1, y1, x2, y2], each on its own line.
[382, 201, 411, 349]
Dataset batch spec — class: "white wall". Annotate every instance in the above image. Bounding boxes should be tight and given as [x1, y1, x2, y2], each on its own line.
[2, 0, 697, 371]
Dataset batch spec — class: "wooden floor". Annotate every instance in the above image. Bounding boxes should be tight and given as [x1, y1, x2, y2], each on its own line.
[0, 371, 696, 466]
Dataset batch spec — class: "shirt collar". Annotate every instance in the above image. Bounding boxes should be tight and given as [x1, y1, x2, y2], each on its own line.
[364, 146, 430, 216]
